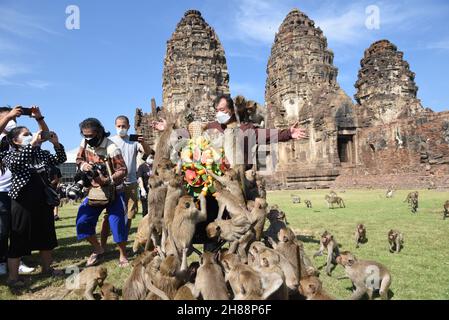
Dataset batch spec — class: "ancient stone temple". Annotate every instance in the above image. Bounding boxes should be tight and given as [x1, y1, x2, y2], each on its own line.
[335, 40, 449, 189]
[263, 8, 356, 188]
[162, 9, 230, 126]
[355, 40, 423, 127]
[135, 8, 449, 189]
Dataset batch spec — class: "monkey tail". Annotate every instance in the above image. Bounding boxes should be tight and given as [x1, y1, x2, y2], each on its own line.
[146, 281, 171, 300]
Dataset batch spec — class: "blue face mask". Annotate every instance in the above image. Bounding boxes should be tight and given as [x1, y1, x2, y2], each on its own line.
[216, 112, 231, 124]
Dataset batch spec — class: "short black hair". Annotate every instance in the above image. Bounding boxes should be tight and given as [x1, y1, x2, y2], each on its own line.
[79, 118, 110, 137]
[115, 115, 130, 125]
[0, 106, 12, 114]
[214, 94, 234, 112]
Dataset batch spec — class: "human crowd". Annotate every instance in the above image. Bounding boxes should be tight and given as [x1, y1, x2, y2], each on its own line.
[0, 96, 306, 288]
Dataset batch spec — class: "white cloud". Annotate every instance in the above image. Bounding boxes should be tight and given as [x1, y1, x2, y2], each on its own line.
[26, 80, 51, 89]
[229, 0, 287, 45]
[0, 6, 59, 38]
[427, 40, 449, 50]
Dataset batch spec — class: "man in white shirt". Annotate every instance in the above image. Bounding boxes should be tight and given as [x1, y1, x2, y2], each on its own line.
[101, 116, 150, 249]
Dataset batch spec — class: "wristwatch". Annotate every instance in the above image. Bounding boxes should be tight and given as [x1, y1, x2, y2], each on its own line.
[36, 116, 45, 121]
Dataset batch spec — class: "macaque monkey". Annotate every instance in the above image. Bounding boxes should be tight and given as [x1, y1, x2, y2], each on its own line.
[257, 176, 267, 200]
[410, 197, 418, 214]
[404, 191, 418, 203]
[100, 283, 120, 300]
[254, 251, 288, 300]
[173, 283, 196, 300]
[291, 195, 301, 204]
[248, 198, 268, 241]
[248, 242, 299, 294]
[152, 113, 176, 173]
[336, 251, 391, 300]
[190, 251, 229, 300]
[313, 231, 339, 276]
[220, 252, 280, 300]
[68, 266, 108, 300]
[212, 180, 249, 220]
[244, 168, 258, 201]
[264, 206, 288, 243]
[163, 173, 184, 228]
[354, 224, 367, 248]
[388, 230, 404, 253]
[443, 200, 449, 220]
[145, 174, 168, 250]
[207, 168, 246, 205]
[299, 276, 334, 300]
[123, 251, 156, 300]
[134, 215, 163, 253]
[206, 216, 254, 263]
[166, 194, 207, 257]
[386, 188, 394, 198]
[325, 195, 345, 209]
[269, 227, 301, 280]
[173, 261, 200, 300]
[160, 173, 185, 250]
[305, 200, 312, 208]
[145, 248, 189, 300]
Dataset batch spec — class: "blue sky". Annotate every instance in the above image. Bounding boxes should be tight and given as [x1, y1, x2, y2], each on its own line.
[1, 0, 448, 158]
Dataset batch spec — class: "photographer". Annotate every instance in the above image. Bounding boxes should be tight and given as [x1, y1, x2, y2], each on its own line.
[100, 115, 150, 249]
[75, 118, 129, 267]
[137, 150, 154, 217]
[0, 125, 66, 286]
[0, 106, 51, 279]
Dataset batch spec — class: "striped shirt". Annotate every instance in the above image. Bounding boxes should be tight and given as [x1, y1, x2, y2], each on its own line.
[76, 137, 127, 187]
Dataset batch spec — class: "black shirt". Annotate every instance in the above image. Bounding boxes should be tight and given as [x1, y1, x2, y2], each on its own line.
[137, 163, 152, 190]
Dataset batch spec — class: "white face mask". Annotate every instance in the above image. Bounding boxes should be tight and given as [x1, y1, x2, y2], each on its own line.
[146, 158, 154, 165]
[216, 111, 231, 125]
[117, 128, 128, 137]
[20, 135, 33, 147]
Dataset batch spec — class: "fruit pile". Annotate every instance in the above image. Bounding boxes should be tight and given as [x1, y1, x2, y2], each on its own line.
[181, 136, 229, 197]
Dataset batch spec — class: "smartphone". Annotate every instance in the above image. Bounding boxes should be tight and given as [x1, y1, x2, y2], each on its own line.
[129, 134, 143, 142]
[41, 131, 54, 140]
[21, 107, 33, 117]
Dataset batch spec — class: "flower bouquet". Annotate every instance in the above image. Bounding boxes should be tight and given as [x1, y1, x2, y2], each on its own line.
[181, 136, 229, 197]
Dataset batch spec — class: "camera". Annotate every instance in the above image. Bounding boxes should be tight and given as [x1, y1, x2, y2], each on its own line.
[58, 181, 86, 200]
[85, 163, 108, 180]
[20, 107, 33, 117]
[41, 131, 55, 141]
[129, 134, 143, 142]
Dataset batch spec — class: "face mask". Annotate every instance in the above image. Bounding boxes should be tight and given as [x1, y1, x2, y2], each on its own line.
[20, 135, 33, 147]
[216, 111, 231, 125]
[5, 120, 17, 133]
[146, 158, 154, 165]
[117, 128, 128, 137]
[85, 136, 100, 147]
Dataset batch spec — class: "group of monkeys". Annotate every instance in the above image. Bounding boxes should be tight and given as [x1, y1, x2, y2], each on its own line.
[66, 158, 405, 301]
[61, 114, 445, 301]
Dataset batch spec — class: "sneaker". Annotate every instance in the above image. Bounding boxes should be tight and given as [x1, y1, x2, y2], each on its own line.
[19, 261, 35, 274]
[0, 262, 7, 276]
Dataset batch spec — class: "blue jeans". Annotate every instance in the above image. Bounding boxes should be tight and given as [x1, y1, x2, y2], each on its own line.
[76, 192, 128, 243]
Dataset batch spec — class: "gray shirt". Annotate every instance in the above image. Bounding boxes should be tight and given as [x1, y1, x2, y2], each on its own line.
[110, 135, 140, 184]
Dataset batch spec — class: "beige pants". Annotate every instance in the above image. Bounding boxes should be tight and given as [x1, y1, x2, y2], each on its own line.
[124, 183, 139, 220]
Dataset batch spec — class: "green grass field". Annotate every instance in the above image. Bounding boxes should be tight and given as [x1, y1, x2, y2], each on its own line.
[1, 189, 449, 300]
